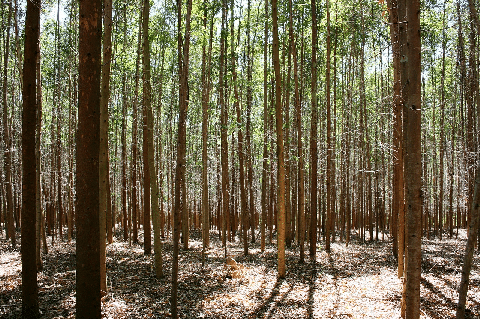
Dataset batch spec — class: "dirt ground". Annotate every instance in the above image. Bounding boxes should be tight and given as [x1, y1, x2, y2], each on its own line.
[1, 228, 479, 318]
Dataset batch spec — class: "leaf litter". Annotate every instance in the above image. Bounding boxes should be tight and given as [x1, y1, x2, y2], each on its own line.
[1, 229, 479, 318]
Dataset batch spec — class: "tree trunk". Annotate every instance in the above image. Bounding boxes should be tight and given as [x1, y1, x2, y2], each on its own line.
[21, 0, 40, 315]
[309, 0, 318, 260]
[76, 0, 102, 314]
[172, 0, 192, 316]
[219, 0, 229, 253]
[35, 38, 43, 272]
[201, 2, 213, 258]
[261, 0, 268, 253]
[402, 0, 422, 315]
[3, 1, 14, 248]
[325, 0, 332, 253]
[457, 163, 480, 318]
[143, 0, 163, 278]
[272, 0, 286, 279]
[99, 0, 113, 294]
[132, 7, 143, 244]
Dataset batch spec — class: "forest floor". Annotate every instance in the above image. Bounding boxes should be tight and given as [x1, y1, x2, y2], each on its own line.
[1, 228, 480, 318]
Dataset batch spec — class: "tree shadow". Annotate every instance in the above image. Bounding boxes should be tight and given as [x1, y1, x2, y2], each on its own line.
[307, 260, 317, 319]
[248, 277, 283, 318]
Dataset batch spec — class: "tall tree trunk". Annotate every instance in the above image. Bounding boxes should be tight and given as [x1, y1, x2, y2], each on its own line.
[230, 6, 248, 256]
[22, 0, 40, 315]
[325, 0, 332, 252]
[132, 7, 143, 244]
[402, 0, 422, 315]
[246, 0, 256, 245]
[121, 3, 128, 242]
[76, 0, 102, 314]
[99, 0, 113, 294]
[3, 1, 14, 248]
[293, 8, 305, 263]
[35, 39, 43, 271]
[261, 0, 269, 253]
[172, 0, 192, 316]
[201, 1, 213, 258]
[143, 0, 163, 278]
[272, 0, 286, 279]
[309, 0, 318, 260]
[219, 0, 229, 253]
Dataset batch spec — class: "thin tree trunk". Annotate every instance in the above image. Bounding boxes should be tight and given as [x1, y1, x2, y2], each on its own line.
[457, 163, 480, 318]
[99, 0, 113, 294]
[132, 7, 143, 244]
[272, 0, 286, 279]
[143, 0, 162, 278]
[172, 0, 192, 316]
[325, 0, 332, 252]
[309, 0, 318, 260]
[35, 39, 43, 272]
[261, 0, 268, 253]
[219, 0, 229, 253]
[3, 1, 14, 248]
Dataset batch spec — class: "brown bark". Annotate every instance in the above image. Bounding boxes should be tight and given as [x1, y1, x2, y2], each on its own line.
[219, 0, 229, 252]
[143, 0, 163, 278]
[132, 7, 143, 244]
[99, 0, 113, 294]
[22, 0, 40, 315]
[309, 0, 318, 260]
[76, 0, 102, 314]
[3, 1, 14, 248]
[325, 0, 332, 253]
[172, 0, 192, 316]
[272, 0, 286, 279]
[402, 0, 422, 315]
[261, 0, 268, 253]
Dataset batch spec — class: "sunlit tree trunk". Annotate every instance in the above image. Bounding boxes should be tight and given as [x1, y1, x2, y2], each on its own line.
[3, 1, 14, 248]
[172, 0, 192, 316]
[261, 0, 269, 253]
[143, 0, 162, 277]
[402, 0, 422, 315]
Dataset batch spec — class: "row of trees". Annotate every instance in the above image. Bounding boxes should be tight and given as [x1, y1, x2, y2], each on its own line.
[1, 0, 480, 317]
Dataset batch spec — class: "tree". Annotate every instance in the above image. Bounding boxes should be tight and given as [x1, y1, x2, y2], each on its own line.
[457, 3, 480, 318]
[3, 1, 15, 248]
[402, 0, 422, 315]
[143, 0, 163, 278]
[21, 0, 40, 316]
[219, 0, 230, 252]
[309, 0, 318, 260]
[172, 0, 192, 316]
[272, 0, 286, 279]
[99, 0, 113, 294]
[76, 0, 102, 315]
